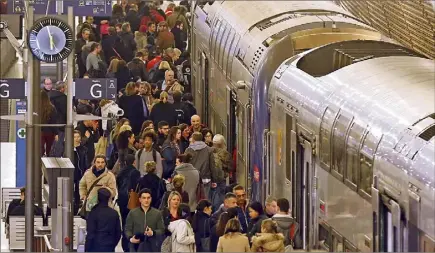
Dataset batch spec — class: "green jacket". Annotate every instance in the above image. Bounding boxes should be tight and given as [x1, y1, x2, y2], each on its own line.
[125, 206, 165, 239]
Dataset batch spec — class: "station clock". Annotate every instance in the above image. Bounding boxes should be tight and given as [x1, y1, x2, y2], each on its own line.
[27, 17, 74, 63]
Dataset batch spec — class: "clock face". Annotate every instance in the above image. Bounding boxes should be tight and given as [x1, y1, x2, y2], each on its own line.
[28, 17, 74, 63]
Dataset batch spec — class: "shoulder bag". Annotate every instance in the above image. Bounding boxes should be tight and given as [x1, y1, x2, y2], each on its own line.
[127, 183, 140, 210]
[78, 175, 105, 219]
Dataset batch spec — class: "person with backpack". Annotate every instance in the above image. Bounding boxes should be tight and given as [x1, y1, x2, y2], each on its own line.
[118, 22, 137, 63]
[86, 42, 107, 78]
[137, 161, 167, 210]
[172, 153, 200, 212]
[271, 198, 303, 250]
[135, 131, 163, 178]
[116, 154, 140, 252]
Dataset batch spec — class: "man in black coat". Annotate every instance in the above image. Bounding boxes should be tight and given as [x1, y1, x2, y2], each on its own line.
[48, 81, 67, 126]
[75, 118, 99, 168]
[6, 187, 45, 225]
[127, 50, 148, 82]
[73, 130, 88, 214]
[119, 23, 137, 63]
[75, 28, 91, 78]
[125, 5, 141, 33]
[85, 188, 122, 252]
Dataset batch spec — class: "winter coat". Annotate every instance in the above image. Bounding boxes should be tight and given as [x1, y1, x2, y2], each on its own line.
[125, 206, 165, 239]
[84, 202, 122, 252]
[173, 163, 200, 211]
[251, 233, 285, 252]
[184, 141, 216, 181]
[212, 147, 232, 182]
[181, 102, 197, 125]
[135, 148, 163, 177]
[192, 211, 211, 252]
[116, 165, 140, 209]
[168, 219, 196, 253]
[217, 233, 250, 252]
[7, 200, 44, 225]
[210, 205, 248, 234]
[126, 10, 141, 32]
[118, 94, 146, 135]
[134, 31, 148, 51]
[247, 214, 268, 241]
[75, 122, 99, 165]
[156, 31, 175, 51]
[128, 57, 148, 81]
[74, 145, 89, 181]
[149, 101, 178, 127]
[146, 31, 156, 47]
[114, 66, 133, 92]
[171, 26, 187, 51]
[76, 102, 93, 115]
[119, 31, 137, 62]
[48, 90, 67, 125]
[160, 140, 180, 179]
[101, 35, 121, 65]
[137, 173, 167, 209]
[79, 167, 117, 211]
[272, 214, 303, 249]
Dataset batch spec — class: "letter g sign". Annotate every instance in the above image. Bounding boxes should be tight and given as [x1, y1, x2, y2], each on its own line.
[90, 83, 102, 98]
[0, 83, 10, 98]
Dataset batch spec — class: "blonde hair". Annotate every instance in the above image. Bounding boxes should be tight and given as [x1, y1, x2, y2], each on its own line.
[174, 48, 181, 57]
[159, 91, 169, 103]
[158, 61, 171, 70]
[108, 58, 120, 73]
[144, 161, 156, 173]
[167, 191, 182, 208]
[223, 218, 242, 238]
[261, 219, 279, 233]
[119, 124, 132, 133]
[125, 82, 137, 96]
[172, 174, 185, 189]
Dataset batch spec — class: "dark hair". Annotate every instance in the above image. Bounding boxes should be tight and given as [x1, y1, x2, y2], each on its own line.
[140, 120, 154, 134]
[248, 201, 264, 216]
[179, 123, 188, 132]
[116, 130, 134, 150]
[93, 154, 107, 164]
[201, 128, 213, 141]
[136, 51, 145, 58]
[97, 188, 111, 203]
[216, 211, 238, 236]
[225, 192, 237, 200]
[112, 3, 123, 16]
[90, 42, 100, 52]
[147, 21, 155, 28]
[108, 26, 117, 36]
[233, 185, 245, 192]
[158, 121, 169, 129]
[175, 20, 183, 27]
[125, 154, 136, 166]
[182, 93, 193, 102]
[277, 198, 290, 213]
[139, 188, 152, 198]
[167, 126, 180, 142]
[142, 131, 156, 141]
[20, 187, 25, 194]
[173, 90, 182, 103]
[177, 153, 192, 163]
[153, 90, 162, 99]
[192, 199, 212, 232]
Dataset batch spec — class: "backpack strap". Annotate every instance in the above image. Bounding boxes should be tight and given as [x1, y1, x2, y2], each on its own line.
[152, 149, 157, 162]
[138, 148, 144, 161]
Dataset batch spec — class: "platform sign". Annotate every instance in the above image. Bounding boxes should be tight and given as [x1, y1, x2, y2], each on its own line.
[74, 78, 117, 100]
[0, 79, 26, 99]
[71, 0, 113, 16]
[15, 101, 26, 187]
[8, 0, 112, 16]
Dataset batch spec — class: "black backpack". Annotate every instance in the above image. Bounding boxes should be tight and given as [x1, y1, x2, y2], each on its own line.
[175, 109, 185, 125]
[147, 60, 162, 83]
[137, 148, 157, 162]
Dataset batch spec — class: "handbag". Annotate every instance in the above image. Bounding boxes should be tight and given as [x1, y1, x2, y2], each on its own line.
[200, 219, 211, 251]
[95, 136, 108, 156]
[127, 184, 140, 210]
[78, 176, 105, 219]
[196, 181, 206, 201]
[160, 235, 172, 253]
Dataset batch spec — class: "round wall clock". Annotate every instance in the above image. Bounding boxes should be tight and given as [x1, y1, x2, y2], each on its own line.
[28, 17, 74, 63]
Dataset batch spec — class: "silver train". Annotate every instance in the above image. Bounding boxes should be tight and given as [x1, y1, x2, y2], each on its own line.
[191, 1, 435, 252]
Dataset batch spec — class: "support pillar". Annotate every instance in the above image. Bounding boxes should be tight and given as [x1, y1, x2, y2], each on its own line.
[33, 59, 42, 207]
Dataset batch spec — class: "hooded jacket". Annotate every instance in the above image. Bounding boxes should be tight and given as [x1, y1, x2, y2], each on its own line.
[48, 90, 67, 125]
[168, 219, 196, 253]
[185, 141, 217, 181]
[251, 233, 285, 252]
[128, 57, 148, 81]
[173, 163, 200, 211]
[272, 214, 303, 249]
[160, 140, 179, 179]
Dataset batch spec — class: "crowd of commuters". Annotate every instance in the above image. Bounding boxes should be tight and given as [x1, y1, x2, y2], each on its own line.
[4, 0, 302, 252]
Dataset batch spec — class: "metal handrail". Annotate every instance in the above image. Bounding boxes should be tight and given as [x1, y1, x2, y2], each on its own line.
[43, 235, 61, 252]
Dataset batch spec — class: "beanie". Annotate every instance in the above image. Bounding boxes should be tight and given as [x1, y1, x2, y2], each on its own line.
[139, 25, 148, 33]
[248, 201, 264, 216]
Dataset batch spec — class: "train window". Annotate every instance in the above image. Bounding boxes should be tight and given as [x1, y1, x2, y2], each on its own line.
[285, 114, 293, 181]
[211, 19, 222, 59]
[219, 24, 231, 69]
[223, 28, 235, 76]
[332, 114, 352, 178]
[345, 123, 366, 188]
[227, 33, 240, 78]
[359, 131, 379, 197]
[320, 107, 337, 170]
[214, 20, 226, 60]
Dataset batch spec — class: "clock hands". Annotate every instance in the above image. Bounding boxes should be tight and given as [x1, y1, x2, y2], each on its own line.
[46, 26, 54, 51]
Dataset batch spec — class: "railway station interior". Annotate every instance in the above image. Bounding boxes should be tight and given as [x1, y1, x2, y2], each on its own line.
[0, 0, 434, 252]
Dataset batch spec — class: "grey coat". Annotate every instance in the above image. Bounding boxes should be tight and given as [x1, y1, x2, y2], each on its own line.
[184, 141, 217, 182]
[173, 163, 200, 211]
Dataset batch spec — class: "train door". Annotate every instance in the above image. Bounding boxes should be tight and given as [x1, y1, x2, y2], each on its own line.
[372, 187, 407, 252]
[226, 87, 237, 178]
[197, 52, 209, 125]
[292, 125, 316, 250]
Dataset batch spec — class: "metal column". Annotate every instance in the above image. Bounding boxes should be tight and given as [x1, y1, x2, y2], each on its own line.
[24, 6, 35, 252]
[33, 60, 42, 207]
[56, 0, 63, 81]
[57, 177, 72, 252]
[64, 7, 75, 251]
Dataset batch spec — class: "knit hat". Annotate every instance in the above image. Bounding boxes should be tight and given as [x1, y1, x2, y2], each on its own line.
[139, 25, 147, 33]
[97, 188, 111, 203]
[248, 201, 264, 216]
